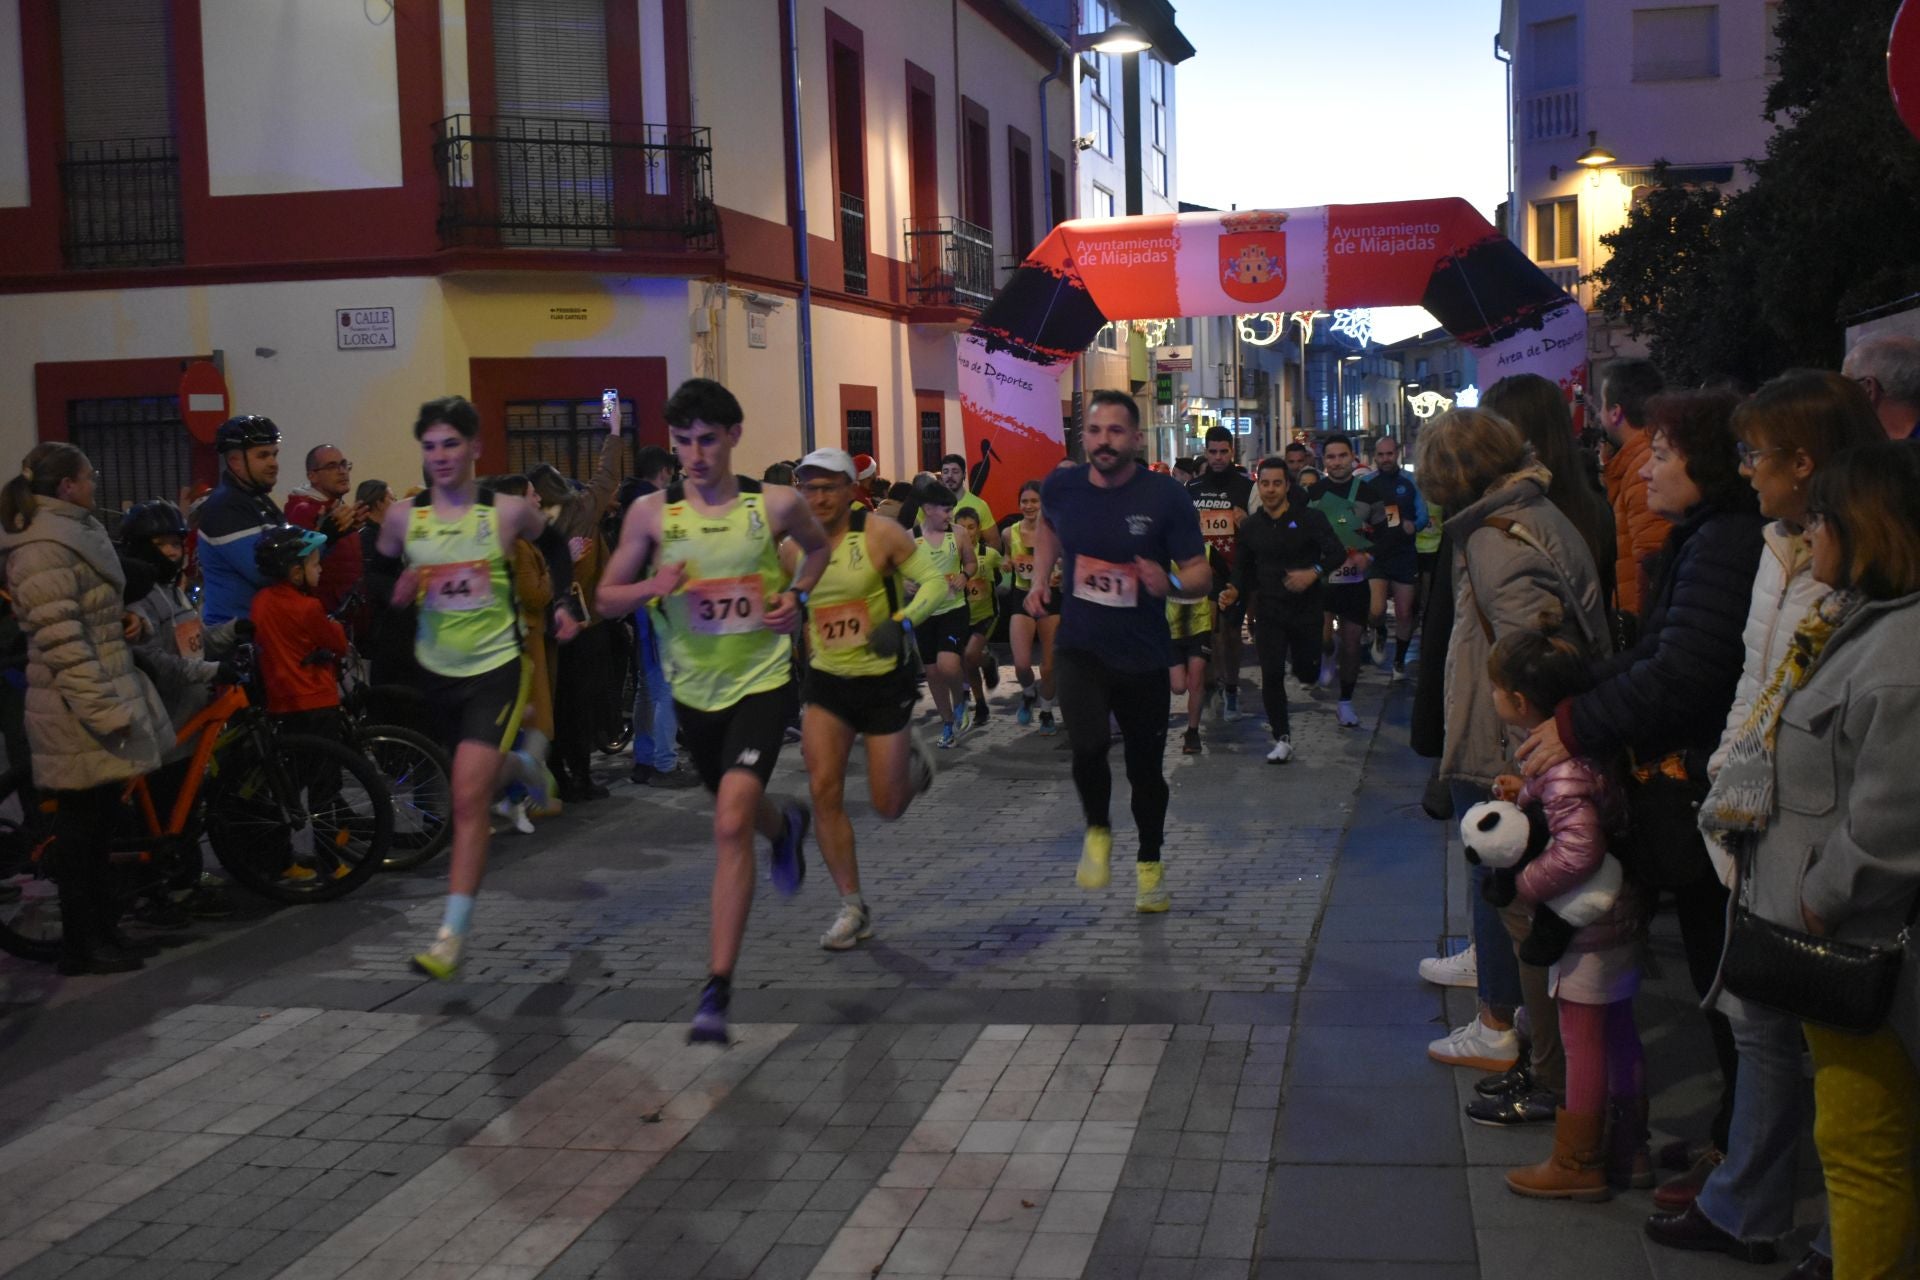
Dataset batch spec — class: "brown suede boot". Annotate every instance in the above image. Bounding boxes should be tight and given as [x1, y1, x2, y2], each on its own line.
[1605, 1096, 1655, 1191]
[1506, 1108, 1611, 1201]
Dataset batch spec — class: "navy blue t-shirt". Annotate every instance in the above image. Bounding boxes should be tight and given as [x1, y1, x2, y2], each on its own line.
[1042, 464, 1206, 673]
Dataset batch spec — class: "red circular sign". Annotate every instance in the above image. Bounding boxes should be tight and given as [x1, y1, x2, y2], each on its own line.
[1893, 0, 1920, 143]
[178, 360, 229, 444]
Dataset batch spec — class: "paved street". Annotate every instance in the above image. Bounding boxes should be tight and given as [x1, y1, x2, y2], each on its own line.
[0, 658, 1821, 1280]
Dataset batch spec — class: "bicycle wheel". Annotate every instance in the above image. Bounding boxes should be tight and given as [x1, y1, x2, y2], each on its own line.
[205, 732, 393, 903]
[357, 724, 452, 872]
[0, 769, 59, 961]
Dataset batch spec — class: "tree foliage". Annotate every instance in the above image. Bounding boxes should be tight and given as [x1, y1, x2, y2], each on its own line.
[1587, 0, 1920, 385]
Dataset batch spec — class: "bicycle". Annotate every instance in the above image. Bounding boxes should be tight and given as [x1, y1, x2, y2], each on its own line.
[0, 630, 394, 962]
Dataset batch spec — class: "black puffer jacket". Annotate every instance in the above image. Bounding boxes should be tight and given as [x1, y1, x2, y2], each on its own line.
[1557, 503, 1766, 768]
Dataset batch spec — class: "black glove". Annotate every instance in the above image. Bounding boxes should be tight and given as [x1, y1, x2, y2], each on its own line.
[869, 617, 908, 659]
[1480, 867, 1518, 909]
[213, 653, 246, 686]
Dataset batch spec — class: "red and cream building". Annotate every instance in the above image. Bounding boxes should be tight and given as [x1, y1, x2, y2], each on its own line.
[0, 0, 1096, 510]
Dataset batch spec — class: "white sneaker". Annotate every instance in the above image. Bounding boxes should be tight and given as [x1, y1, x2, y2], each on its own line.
[821, 903, 874, 951]
[1337, 700, 1360, 728]
[1417, 943, 1477, 989]
[1427, 1016, 1521, 1071]
[1265, 736, 1294, 764]
[410, 928, 463, 981]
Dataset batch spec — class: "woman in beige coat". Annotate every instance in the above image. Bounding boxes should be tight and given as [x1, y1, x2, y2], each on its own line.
[0, 442, 173, 974]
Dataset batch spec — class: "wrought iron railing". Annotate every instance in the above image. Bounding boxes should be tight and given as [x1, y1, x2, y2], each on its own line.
[59, 137, 183, 269]
[839, 192, 868, 296]
[432, 114, 716, 250]
[1543, 263, 1581, 293]
[904, 216, 995, 311]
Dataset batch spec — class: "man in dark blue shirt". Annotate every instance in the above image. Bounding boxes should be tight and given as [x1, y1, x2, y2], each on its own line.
[1365, 435, 1428, 677]
[1026, 390, 1209, 913]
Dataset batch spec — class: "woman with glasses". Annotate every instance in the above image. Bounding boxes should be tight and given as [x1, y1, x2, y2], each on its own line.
[1729, 440, 1920, 1277]
[1641, 371, 1882, 1271]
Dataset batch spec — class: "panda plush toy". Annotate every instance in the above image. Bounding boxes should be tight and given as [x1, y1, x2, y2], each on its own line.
[1460, 799, 1624, 967]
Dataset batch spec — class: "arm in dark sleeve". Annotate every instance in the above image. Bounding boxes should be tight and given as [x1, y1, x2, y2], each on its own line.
[1562, 519, 1762, 759]
[533, 520, 578, 618]
[1162, 481, 1206, 566]
[1232, 516, 1259, 597]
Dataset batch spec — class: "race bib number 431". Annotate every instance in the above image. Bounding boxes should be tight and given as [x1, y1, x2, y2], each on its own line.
[1073, 556, 1139, 608]
[686, 574, 766, 635]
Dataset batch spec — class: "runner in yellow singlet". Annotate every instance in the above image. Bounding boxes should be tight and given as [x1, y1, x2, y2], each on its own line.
[779, 448, 951, 952]
[595, 378, 830, 1044]
[913, 485, 977, 748]
[1005, 480, 1061, 734]
[368, 395, 582, 980]
[952, 507, 1002, 729]
[1166, 588, 1214, 756]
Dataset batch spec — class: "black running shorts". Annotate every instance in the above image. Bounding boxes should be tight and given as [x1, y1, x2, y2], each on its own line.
[805, 664, 917, 738]
[915, 606, 970, 662]
[675, 684, 796, 793]
[417, 658, 530, 751]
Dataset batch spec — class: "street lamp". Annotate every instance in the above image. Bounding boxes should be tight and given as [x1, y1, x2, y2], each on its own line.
[1576, 130, 1616, 167]
[1081, 20, 1151, 53]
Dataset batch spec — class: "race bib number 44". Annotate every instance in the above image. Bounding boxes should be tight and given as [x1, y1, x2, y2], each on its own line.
[422, 561, 491, 612]
[812, 600, 868, 651]
[1073, 556, 1139, 608]
[686, 574, 766, 635]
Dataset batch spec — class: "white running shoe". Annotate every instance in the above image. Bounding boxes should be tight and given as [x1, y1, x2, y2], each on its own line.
[821, 903, 874, 951]
[1427, 1017, 1521, 1072]
[1265, 736, 1294, 764]
[410, 928, 463, 981]
[1417, 943, 1477, 989]
[1337, 700, 1360, 728]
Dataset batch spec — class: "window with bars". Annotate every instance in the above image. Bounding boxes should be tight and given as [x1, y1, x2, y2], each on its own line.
[502, 398, 637, 484]
[66, 395, 194, 521]
[844, 408, 875, 459]
[919, 410, 944, 473]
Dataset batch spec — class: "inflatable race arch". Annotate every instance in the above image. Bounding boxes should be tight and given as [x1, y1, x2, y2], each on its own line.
[956, 198, 1586, 514]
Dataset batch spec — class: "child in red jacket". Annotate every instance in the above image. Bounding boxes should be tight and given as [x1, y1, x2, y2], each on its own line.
[251, 525, 345, 723]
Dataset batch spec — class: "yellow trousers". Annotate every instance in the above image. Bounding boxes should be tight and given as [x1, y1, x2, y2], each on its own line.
[1804, 1022, 1920, 1280]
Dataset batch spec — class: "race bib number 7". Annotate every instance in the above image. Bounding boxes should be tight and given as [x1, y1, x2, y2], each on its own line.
[686, 574, 766, 635]
[422, 561, 491, 613]
[1073, 556, 1139, 608]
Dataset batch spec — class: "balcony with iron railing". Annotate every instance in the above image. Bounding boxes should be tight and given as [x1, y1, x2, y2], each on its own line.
[432, 114, 717, 252]
[59, 136, 183, 269]
[1522, 89, 1581, 142]
[839, 192, 868, 296]
[904, 216, 995, 315]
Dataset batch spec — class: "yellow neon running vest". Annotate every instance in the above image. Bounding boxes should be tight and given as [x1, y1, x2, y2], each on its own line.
[654, 480, 790, 712]
[404, 492, 519, 678]
[806, 511, 900, 680]
[1167, 592, 1215, 640]
[967, 547, 1002, 625]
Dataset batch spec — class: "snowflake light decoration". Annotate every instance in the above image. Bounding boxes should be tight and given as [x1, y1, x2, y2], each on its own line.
[1329, 309, 1374, 347]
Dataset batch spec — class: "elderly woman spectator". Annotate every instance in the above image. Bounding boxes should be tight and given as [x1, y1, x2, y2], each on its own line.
[1414, 409, 1610, 1091]
[1517, 389, 1765, 1208]
[1721, 440, 1920, 1277]
[1642, 372, 1884, 1267]
[0, 443, 173, 975]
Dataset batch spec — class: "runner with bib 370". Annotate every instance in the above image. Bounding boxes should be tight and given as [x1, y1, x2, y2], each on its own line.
[595, 378, 830, 1044]
[783, 448, 950, 952]
[366, 396, 583, 982]
[1025, 390, 1209, 913]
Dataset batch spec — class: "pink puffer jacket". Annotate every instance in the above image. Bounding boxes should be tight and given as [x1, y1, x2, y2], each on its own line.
[1515, 758, 1642, 953]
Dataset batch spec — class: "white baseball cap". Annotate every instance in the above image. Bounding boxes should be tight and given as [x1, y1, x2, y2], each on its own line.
[795, 447, 858, 480]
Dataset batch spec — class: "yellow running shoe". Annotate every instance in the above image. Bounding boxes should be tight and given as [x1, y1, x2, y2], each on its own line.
[1135, 861, 1169, 913]
[1077, 827, 1112, 889]
[410, 929, 463, 981]
[281, 864, 317, 882]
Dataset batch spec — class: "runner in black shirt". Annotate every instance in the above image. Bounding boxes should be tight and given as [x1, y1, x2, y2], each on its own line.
[1187, 427, 1255, 718]
[1219, 457, 1344, 762]
[1027, 391, 1209, 914]
[1364, 436, 1427, 676]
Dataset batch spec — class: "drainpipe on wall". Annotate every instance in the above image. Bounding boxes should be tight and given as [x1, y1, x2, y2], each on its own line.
[787, 0, 817, 451]
[1038, 51, 1062, 230]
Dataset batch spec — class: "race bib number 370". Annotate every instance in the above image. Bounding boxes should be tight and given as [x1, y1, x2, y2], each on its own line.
[422, 561, 491, 613]
[686, 574, 766, 635]
[1073, 556, 1139, 608]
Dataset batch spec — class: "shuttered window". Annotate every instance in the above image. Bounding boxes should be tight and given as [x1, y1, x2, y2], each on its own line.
[58, 0, 181, 267]
[491, 0, 614, 247]
[504, 399, 637, 485]
[67, 396, 194, 523]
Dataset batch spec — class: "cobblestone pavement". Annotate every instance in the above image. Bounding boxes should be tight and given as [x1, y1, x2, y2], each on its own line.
[0, 655, 1823, 1278]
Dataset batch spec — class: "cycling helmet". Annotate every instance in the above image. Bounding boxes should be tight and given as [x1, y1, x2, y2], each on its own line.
[254, 524, 329, 579]
[214, 414, 282, 454]
[119, 499, 189, 544]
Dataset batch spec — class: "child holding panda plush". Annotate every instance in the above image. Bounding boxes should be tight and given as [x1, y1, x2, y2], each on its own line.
[1477, 608, 1647, 1202]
